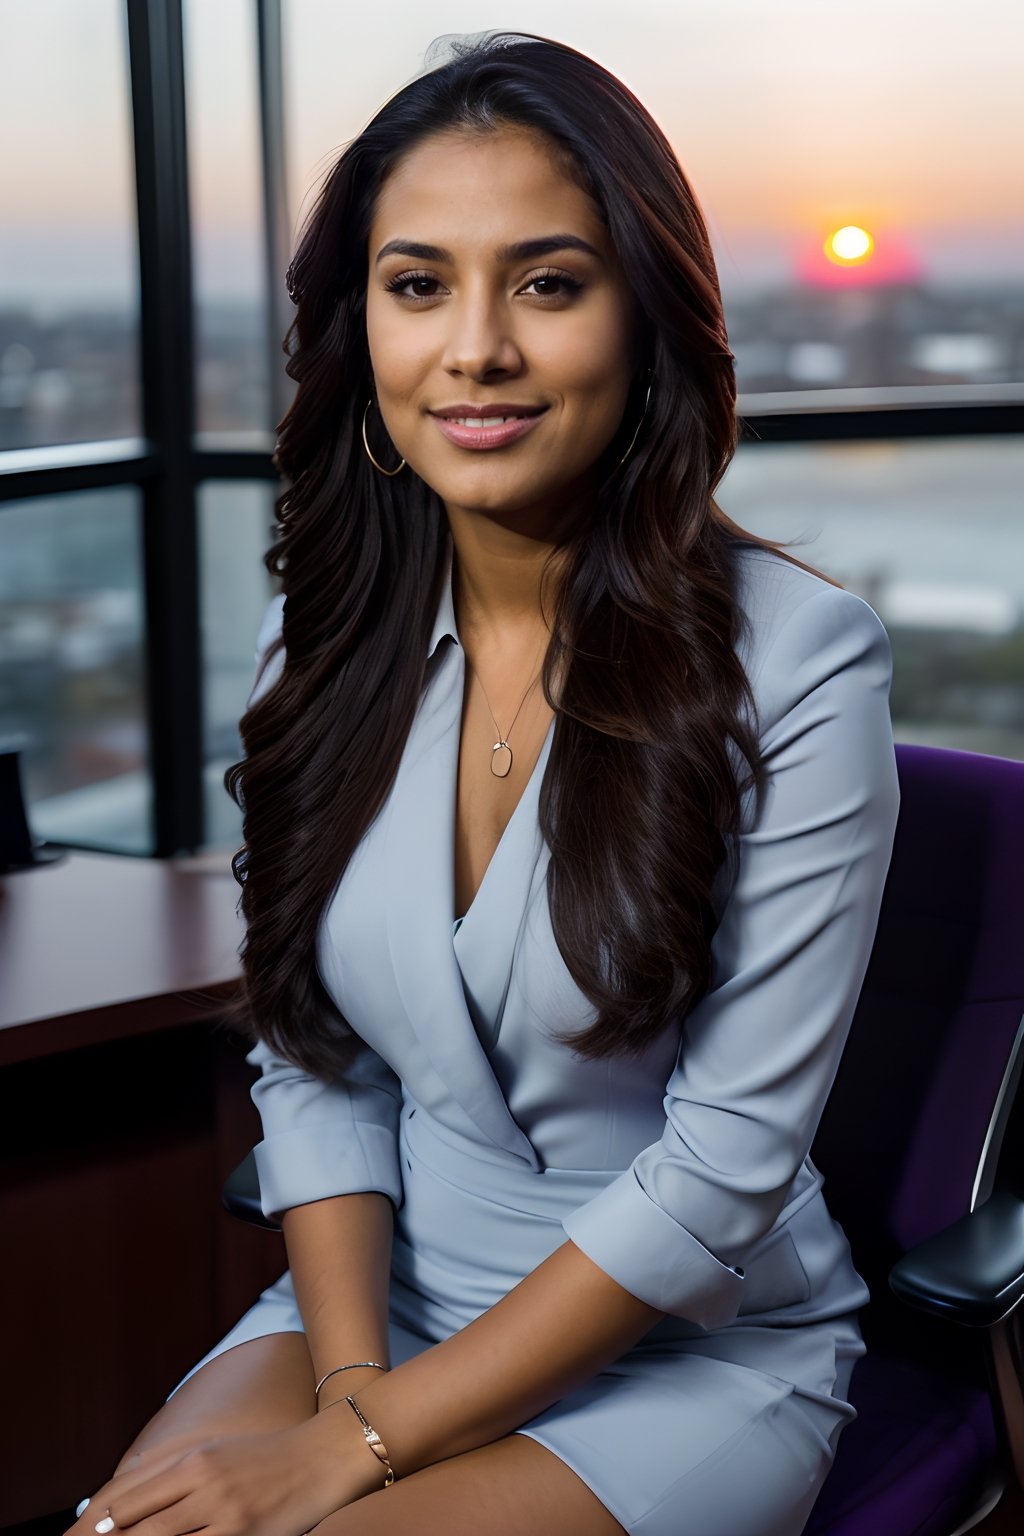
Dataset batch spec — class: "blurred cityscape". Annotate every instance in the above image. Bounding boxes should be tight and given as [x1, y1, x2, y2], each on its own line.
[3, 280, 1023, 450]
[1, 279, 1022, 854]
[728, 281, 1024, 392]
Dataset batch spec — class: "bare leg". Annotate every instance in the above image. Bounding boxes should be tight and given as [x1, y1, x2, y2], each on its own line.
[110, 1331, 314, 1476]
[85, 1340, 623, 1536]
[311, 1434, 626, 1536]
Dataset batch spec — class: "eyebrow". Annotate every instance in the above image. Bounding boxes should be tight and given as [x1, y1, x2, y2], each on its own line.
[374, 234, 604, 267]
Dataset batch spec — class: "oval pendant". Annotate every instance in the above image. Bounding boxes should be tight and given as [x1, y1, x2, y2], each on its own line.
[491, 741, 513, 778]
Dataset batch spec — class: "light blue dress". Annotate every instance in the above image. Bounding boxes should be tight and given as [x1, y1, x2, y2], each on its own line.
[167, 531, 900, 1536]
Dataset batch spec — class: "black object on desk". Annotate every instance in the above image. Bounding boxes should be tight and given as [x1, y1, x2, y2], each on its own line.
[0, 741, 66, 873]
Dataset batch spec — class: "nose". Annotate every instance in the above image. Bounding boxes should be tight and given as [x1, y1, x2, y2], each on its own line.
[439, 282, 523, 380]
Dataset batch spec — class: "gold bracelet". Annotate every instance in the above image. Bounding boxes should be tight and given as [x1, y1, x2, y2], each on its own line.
[314, 1361, 387, 1408]
[343, 1394, 396, 1487]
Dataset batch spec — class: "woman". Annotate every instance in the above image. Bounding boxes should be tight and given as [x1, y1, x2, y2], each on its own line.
[70, 29, 900, 1536]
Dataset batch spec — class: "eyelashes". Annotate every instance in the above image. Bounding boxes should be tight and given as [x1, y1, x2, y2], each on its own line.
[382, 268, 585, 304]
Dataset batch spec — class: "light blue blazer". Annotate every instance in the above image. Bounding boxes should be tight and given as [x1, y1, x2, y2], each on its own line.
[238, 533, 900, 1344]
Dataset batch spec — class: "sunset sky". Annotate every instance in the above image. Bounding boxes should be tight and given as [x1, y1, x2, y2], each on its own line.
[1, 0, 1021, 306]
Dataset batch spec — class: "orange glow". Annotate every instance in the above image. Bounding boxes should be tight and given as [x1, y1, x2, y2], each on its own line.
[796, 225, 926, 289]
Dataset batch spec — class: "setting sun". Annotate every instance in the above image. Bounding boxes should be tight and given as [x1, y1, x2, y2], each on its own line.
[826, 225, 875, 266]
[797, 223, 924, 288]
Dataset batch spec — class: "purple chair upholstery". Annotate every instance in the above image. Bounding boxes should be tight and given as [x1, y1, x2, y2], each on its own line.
[805, 744, 1024, 1535]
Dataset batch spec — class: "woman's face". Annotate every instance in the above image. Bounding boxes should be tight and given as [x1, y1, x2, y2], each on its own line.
[365, 125, 641, 536]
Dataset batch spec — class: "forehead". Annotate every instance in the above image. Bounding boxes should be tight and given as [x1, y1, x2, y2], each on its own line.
[368, 126, 609, 256]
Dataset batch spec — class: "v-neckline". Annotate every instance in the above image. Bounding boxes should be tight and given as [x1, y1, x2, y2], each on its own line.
[452, 706, 556, 935]
[381, 614, 548, 1159]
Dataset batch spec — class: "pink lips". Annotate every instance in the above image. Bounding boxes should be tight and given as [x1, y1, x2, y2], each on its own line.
[431, 410, 548, 450]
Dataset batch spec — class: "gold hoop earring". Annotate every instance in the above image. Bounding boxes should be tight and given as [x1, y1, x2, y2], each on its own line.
[616, 370, 655, 468]
[362, 398, 407, 477]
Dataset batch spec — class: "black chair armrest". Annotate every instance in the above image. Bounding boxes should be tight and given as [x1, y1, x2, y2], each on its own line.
[222, 1148, 281, 1232]
[889, 1190, 1024, 1327]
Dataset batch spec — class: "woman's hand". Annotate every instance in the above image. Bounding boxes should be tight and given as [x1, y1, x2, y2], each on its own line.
[63, 1417, 377, 1536]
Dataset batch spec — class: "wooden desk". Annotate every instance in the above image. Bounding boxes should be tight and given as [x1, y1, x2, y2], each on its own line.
[0, 847, 246, 1066]
[0, 851, 286, 1526]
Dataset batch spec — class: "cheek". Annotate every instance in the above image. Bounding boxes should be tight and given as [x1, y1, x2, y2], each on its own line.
[365, 299, 416, 386]
[561, 352, 634, 436]
[539, 310, 633, 403]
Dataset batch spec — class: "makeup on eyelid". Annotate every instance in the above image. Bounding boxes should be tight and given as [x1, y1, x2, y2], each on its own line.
[383, 270, 584, 303]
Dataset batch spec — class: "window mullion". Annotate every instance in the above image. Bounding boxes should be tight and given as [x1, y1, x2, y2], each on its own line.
[126, 0, 203, 855]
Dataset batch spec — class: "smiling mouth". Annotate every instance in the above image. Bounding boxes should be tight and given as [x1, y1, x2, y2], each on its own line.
[446, 415, 528, 426]
[429, 410, 549, 450]
[430, 406, 549, 422]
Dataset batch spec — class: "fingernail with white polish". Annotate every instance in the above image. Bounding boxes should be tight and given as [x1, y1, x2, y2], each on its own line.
[95, 1519, 115, 1533]
[75, 1499, 90, 1518]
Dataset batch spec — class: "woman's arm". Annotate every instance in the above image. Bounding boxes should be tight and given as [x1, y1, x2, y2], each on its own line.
[243, 1029, 404, 1407]
[308, 1236, 661, 1484]
[243, 594, 404, 1407]
[281, 1191, 395, 1408]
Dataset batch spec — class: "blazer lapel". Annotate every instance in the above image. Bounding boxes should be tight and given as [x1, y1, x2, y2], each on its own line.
[384, 632, 542, 1168]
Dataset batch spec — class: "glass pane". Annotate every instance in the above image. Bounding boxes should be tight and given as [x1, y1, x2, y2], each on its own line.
[720, 437, 1024, 759]
[0, 0, 140, 450]
[184, 0, 271, 440]
[0, 489, 151, 853]
[284, 6, 1023, 397]
[198, 481, 281, 850]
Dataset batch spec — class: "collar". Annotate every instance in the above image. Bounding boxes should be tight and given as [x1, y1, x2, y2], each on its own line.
[426, 529, 460, 659]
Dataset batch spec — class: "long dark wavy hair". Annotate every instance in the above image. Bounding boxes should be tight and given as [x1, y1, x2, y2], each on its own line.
[223, 29, 835, 1077]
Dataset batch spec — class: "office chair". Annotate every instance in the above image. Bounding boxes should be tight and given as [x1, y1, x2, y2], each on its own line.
[223, 743, 1024, 1535]
[804, 743, 1024, 1534]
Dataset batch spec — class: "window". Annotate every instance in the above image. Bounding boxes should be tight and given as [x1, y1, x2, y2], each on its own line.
[0, 487, 149, 852]
[185, 0, 272, 442]
[1, 3, 1021, 861]
[198, 480, 280, 848]
[721, 437, 1024, 759]
[0, 0, 140, 451]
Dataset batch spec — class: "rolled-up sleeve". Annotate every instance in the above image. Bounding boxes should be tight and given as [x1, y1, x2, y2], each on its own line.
[562, 584, 901, 1328]
[246, 1037, 404, 1223]
[242, 593, 404, 1223]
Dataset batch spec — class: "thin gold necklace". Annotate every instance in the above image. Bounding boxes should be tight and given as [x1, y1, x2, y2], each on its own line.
[472, 641, 547, 778]
[454, 561, 549, 778]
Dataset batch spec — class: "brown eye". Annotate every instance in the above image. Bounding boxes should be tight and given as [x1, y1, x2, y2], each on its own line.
[384, 271, 443, 301]
[524, 272, 584, 299]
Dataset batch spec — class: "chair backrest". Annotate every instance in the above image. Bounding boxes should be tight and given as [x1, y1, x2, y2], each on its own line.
[811, 744, 1024, 1351]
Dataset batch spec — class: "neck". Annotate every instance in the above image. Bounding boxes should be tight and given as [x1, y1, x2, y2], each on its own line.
[446, 510, 567, 649]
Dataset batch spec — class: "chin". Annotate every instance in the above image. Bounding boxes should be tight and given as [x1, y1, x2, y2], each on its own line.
[434, 468, 548, 511]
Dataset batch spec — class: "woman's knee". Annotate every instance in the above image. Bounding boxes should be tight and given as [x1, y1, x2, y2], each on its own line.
[116, 1331, 315, 1468]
